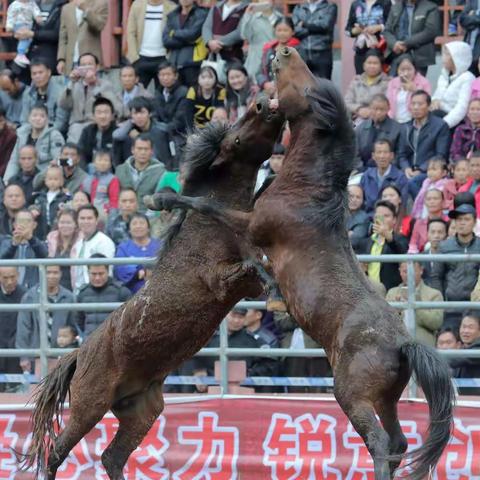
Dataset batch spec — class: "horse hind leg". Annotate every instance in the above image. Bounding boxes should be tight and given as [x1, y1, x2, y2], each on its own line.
[101, 382, 165, 480]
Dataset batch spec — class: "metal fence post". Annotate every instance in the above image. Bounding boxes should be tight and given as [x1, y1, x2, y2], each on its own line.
[219, 317, 229, 394]
[406, 260, 417, 397]
[38, 265, 49, 378]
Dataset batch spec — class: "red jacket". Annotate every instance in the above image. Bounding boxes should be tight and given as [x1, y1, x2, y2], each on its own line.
[459, 178, 480, 219]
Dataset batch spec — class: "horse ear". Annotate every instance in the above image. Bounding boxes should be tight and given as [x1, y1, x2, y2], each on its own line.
[209, 155, 229, 169]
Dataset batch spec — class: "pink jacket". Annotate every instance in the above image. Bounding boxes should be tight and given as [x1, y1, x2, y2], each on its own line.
[387, 73, 431, 120]
[472, 78, 480, 99]
[411, 177, 457, 219]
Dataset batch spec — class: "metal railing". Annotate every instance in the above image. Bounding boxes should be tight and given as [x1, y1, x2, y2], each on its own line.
[0, 255, 479, 397]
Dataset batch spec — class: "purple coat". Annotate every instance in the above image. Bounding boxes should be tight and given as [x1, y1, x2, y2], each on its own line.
[450, 119, 480, 162]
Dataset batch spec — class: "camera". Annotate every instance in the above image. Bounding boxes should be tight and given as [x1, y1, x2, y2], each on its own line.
[58, 157, 74, 167]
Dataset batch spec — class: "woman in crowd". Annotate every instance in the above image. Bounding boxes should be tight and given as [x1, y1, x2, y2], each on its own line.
[450, 98, 480, 162]
[240, 0, 282, 80]
[345, 0, 390, 74]
[256, 17, 300, 95]
[71, 191, 91, 212]
[225, 63, 259, 124]
[431, 41, 475, 129]
[47, 208, 81, 290]
[114, 213, 162, 293]
[344, 49, 390, 122]
[386, 54, 431, 124]
[380, 185, 413, 237]
[453, 158, 471, 191]
[185, 66, 226, 129]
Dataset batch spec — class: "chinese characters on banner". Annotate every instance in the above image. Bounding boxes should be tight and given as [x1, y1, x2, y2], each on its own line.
[2, 398, 480, 479]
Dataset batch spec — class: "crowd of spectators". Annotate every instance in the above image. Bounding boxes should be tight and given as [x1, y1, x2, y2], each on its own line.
[0, 0, 480, 393]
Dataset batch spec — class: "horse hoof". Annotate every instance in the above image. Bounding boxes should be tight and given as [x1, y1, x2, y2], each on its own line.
[266, 298, 288, 312]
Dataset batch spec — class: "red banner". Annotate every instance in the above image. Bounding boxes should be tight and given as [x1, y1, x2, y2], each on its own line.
[2, 397, 479, 479]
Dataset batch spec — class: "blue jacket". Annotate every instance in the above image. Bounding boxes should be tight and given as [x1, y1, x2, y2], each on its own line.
[360, 165, 409, 213]
[397, 114, 451, 172]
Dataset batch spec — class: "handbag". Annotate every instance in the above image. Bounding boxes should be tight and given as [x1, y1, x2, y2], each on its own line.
[201, 53, 227, 85]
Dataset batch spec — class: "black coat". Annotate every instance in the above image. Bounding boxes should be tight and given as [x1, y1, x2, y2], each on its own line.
[153, 82, 189, 135]
[0, 285, 26, 348]
[356, 233, 409, 291]
[32, 190, 72, 240]
[460, 0, 480, 69]
[8, 168, 40, 206]
[77, 121, 116, 167]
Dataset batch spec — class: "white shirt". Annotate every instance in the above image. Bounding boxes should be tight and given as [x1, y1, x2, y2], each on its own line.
[395, 89, 411, 124]
[72, 7, 83, 64]
[139, 4, 166, 57]
[222, 2, 236, 21]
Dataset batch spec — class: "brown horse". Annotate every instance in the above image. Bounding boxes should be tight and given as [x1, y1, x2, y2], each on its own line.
[20, 97, 284, 480]
[151, 48, 455, 480]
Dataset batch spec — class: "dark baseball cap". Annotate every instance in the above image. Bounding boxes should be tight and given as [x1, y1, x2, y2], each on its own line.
[448, 204, 476, 219]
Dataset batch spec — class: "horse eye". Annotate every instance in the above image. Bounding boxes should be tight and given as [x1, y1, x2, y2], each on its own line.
[235, 137, 240, 146]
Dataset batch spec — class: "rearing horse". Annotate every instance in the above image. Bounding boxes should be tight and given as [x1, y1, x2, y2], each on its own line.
[152, 48, 455, 480]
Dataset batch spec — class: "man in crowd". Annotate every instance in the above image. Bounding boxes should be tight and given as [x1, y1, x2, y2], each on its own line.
[386, 262, 443, 346]
[106, 188, 139, 245]
[7, 145, 39, 205]
[115, 134, 166, 211]
[241, 307, 279, 348]
[16, 265, 75, 372]
[398, 90, 450, 199]
[436, 327, 462, 350]
[0, 184, 26, 235]
[0, 69, 25, 125]
[0, 107, 16, 177]
[119, 65, 153, 120]
[72, 205, 116, 293]
[422, 218, 449, 287]
[0, 267, 25, 388]
[75, 254, 130, 339]
[20, 58, 68, 131]
[355, 94, 402, 170]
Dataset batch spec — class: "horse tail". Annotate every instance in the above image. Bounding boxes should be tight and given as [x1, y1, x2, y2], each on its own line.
[18, 350, 78, 476]
[396, 342, 455, 479]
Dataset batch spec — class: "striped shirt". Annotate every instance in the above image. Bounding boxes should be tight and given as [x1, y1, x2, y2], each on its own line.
[139, 4, 166, 57]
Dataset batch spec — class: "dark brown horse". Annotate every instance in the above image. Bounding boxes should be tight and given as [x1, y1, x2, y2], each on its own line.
[20, 97, 284, 479]
[151, 48, 455, 480]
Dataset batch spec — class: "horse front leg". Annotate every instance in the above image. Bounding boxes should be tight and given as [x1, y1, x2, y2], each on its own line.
[144, 192, 252, 235]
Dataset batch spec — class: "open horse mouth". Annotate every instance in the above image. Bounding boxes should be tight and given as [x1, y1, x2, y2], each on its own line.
[256, 95, 279, 122]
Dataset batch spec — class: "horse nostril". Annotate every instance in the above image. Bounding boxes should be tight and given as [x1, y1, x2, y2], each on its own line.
[256, 102, 263, 113]
[281, 47, 291, 57]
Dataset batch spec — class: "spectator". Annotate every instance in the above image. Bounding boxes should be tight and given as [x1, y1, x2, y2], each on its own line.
[422, 218, 449, 287]
[431, 42, 475, 129]
[81, 149, 119, 219]
[347, 184, 370, 249]
[71, 204, 115, 292]
[58, 53, 121, 143]
[30, 164, 71, 240]
[20, 59, 68, 130]
[153, 62, 189, 170]
[27, 0, 69, 72]
[202, 0, 249, 63]
[163, 0, 209, 87]
[118, 65, 153, 121]
[243, 307, 279, 348]
[436, 326, 461, 350]
[34, 143, 88, 195]
[113, 96, 169, 167]
[113, 213, 162, 293]
[291, 0, 337, 80]
[380, 184, 413, 236]
[450, 99, 480, 162]
[345, 0, 390, 74]
[431, 203, 480, 328]
[255, 144, 284, 193]
[355, 94, 402, 170]
[186, 66, 226, 129]
[106, 188, 139, 245]
[0, 267, 25, 387]
[356, 200, 409, 291]
[383, 0, 440, 76]
[344, 50, 390, 121]
[386, 54, 431, 124]
[386, 262, 443, 346]
[471, 58, 480, 99]
[453, 159, 471, 191]
[211, 106, 228, 124]
[256, 17, 300, 94]
[460, 0, 480, 76]
[411, 157, 456, 219]
[240, 0, 282, 80]
[0, 108, 17, 177]
[0, 69, 25, 125]
[16, 265, 76, 372]
[398, 90, 451, 199]
[409, 189, 449, 253]
[77, 97, 116, 169]
[115, 135, 166, 212]
[71, 190, 90, 211]
[0, 184, 26, 236]
[57, 0, 109, 75]
[126, 0, 176, 88]
[75, 254, 130, 339]
[360, 139, 408, 214]
[47, 208, 81, 291]
[449, 311, 480, 392]
[225, 62, 259, 124]
[7, 145, 39, 205]
[4, 103, 64, 182]
[458, 152, 480, 218]
[56, 325, 79, 348]
[0, 209, 48, 289]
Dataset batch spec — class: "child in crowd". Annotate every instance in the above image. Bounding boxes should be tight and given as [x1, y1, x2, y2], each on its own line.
[56, 325, 79, 348]
[411, 157, 456, 219]
[453, 159, 471, 190]
[450, 99, 480, 161]
[5, 0, 43, 66]
[30, 165, 71, 240]
[186, 67, 226, 129]
[81, 149, 120, 220]
[70, 190, 91, 212]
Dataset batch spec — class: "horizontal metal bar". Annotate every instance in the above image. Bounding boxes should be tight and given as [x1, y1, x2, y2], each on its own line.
[0, 349, 41, 357]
